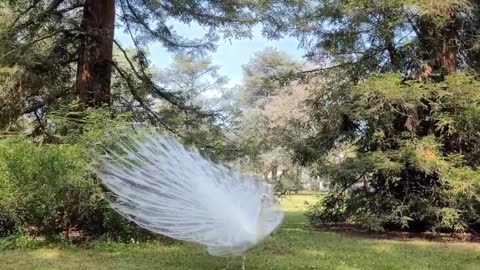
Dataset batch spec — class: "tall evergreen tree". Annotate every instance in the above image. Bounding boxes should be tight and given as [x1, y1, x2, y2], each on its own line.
[0, 0, 257, 131]
[76, 0, 116, 106]
[258, 0, 480, 231]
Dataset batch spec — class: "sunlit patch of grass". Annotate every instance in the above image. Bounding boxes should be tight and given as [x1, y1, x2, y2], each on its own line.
[279, 192, 322, 212]
[1, 193, 479, 270]
[34, 249, 61, 259]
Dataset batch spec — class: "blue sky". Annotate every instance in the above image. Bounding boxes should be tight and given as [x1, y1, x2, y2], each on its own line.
[115, 22, 305, 85]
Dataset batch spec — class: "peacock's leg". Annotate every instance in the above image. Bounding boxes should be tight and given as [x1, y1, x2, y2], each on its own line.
[242, 255, 246, 270]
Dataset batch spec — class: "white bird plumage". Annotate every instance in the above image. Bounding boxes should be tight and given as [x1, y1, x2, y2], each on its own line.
[97, 132, 283, 269]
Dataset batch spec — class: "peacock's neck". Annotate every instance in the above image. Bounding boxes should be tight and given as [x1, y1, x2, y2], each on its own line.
[255, 202, 266, 240]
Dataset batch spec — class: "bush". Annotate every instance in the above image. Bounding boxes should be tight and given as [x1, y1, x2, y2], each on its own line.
[0, 137, 154, 241]
[304, 73, 480, 232]
[0, 138, 100, 236]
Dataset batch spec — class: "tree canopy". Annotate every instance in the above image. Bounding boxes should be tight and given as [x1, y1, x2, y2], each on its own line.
[262, 0, 480, 232]
[0, 0, 257, 133]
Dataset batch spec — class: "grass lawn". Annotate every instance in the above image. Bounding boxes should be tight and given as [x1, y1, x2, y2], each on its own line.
[1, 193, 479, 270]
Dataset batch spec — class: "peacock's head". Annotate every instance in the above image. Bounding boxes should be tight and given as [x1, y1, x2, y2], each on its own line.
[260, 193, 270, 202]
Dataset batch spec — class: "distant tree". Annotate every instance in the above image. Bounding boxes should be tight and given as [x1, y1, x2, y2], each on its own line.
[235, 48, 314, 193]
[153, 54, 240, 161]
[240, 48, 301, 106]
[158, 54, 227, 108]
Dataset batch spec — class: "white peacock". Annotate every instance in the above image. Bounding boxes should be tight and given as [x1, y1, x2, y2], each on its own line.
[97, 133, 284, 270]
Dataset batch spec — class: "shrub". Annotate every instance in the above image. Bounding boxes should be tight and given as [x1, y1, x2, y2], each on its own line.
[304, 73, 480, 232]
[0, 138, 94, 236]
[0, 137, 154, 241]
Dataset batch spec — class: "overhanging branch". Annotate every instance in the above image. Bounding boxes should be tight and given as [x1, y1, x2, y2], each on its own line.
[113, 39, 212, 117]
[333, 172, 366, 203]
[111, 61, 178, 134]
[1, 31, 61, 59]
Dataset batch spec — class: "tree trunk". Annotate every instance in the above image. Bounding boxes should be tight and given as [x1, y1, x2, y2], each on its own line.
[271, 165, 278, 182]
[76, 0, 115, 106]
[436, 24, 457, 74]
[416, 12, 458, 75]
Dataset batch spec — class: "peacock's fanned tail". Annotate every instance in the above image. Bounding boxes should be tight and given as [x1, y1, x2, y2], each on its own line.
[97, 132, 283, 255]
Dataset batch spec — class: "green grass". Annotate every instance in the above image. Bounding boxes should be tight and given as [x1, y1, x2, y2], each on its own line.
[1, 193, 479, 270]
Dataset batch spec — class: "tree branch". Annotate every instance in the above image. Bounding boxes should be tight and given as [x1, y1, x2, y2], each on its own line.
[111, 61, 178, 134]
[299, 61, 358, 75]
[122, 0, 209, 50]
[113, 39, 212, 117]
[9, 0, 42, 28]
[46, 0, 67, 13]
[1, 31, 61, 59]
[57, 3, 84, 14]
[139, 0, 257, 25]
[333, 173, 366, 203]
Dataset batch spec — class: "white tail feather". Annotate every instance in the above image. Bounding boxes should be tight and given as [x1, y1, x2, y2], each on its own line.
[97, 133, 283, 256]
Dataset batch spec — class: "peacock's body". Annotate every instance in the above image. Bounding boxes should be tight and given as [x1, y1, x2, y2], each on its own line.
[97, 133, 284, 269]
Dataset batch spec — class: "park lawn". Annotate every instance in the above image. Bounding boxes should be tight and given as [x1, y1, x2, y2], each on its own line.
[1, 193, 479, 270]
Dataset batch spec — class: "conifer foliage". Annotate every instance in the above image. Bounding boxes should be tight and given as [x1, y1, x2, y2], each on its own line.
[259, 0, 480, 231]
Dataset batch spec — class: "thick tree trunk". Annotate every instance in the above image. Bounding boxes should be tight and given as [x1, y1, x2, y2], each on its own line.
[76, 0, 115, 106]
[417, 12, 458, 75]
[436, 24, 457, 74]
